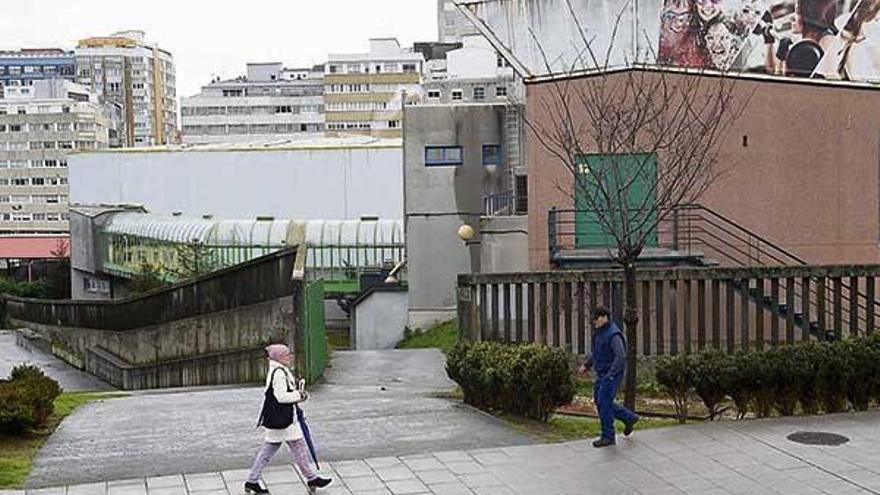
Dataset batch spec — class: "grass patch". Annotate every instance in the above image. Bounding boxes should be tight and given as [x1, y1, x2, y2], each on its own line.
[500, 413, 677, 443]
[0, 391, 127, 489]
[396, 320, 459, 354]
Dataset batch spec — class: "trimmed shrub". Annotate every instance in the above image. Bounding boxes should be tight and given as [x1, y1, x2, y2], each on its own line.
[0, 365, 62, 433]
[692, 350, 728, 420]
[816, 342, 851, 413]
[655, 354, 695, 423]
[446, 341, 575, 421]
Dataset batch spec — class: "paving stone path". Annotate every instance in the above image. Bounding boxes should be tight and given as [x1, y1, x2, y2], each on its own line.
[7, 411, 880, 494]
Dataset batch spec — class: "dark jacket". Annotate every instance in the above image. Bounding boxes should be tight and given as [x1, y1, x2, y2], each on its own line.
[590, 321, 626, 378]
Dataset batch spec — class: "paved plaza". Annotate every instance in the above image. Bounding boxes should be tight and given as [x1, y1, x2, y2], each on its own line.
[6, 411, 880, 495]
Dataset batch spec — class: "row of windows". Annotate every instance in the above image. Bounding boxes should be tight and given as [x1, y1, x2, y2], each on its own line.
[181, 105, 322, 117]
[182, 123, 324, 135]
[426, 86, 508, 101]
[0, 177, 68, 186]
[0, 212, 68, 222]
[327, 62, 419, 75]
[218, 87, 322, 98]
[0, 160, 68, 169]
[0, 122, 95, 133]
[326, 122, 372, 131]
[0, 65, 75, 76]
[425, 145, 502, 167]
[0, 193, 68, 203]
[325, 101, 389, 112]
[0, 140, 95, 150]
[0, 105, 78, 116]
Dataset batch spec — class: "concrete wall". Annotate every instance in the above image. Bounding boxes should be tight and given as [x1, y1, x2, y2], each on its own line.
[353, 290, 409, 350]
[69, 145, 403, 221]
[480, 215, 529, 273]
[526, 70, 880, 269]
[403, 104, 510, 328]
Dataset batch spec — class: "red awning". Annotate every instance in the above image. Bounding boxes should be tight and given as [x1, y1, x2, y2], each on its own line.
[0, 236, 69, 259]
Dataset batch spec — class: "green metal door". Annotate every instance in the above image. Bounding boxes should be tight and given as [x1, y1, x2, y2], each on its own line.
[574, 153, 658, 249]
[302, 280, 326, 384]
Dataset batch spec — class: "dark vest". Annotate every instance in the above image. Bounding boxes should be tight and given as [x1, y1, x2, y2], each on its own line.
[592, 322, 624, 375]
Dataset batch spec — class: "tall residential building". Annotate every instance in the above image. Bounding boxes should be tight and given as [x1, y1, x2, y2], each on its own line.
[0, 80, 111, 234]
[74, 30, 177, 147]
[181, 63, 324, 144]
[0, 49, 76, 89]
[325, 39, 424, 139]
[438, 0, 481, 43]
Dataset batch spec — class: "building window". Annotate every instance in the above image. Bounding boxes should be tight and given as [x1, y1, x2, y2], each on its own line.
[425, 146, 463, 166]
[483, 145, 503, 166]
[31, 177, 45, 186]
[451, 90, 463, 101]
[427, 90, 441, 99]
[473, 87, 486, 100]
[388, 120, 399, 129]
[402, 63, 418, 73]
[11, 178, 28, 186]
[496, 86, 508, 97]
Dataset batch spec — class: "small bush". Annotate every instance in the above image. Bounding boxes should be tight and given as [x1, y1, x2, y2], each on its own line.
[655, 354, 695, 424]
[0, 365, 62, 433]
[692, 350, 729, 420]
[816, 342, 851, 413]
[446, 341, 575, 421]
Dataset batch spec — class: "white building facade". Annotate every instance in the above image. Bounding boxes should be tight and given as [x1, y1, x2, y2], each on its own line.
[181, 63, 324, 144]
[74, 30, 177, 147]
[0, 79, 111, 234]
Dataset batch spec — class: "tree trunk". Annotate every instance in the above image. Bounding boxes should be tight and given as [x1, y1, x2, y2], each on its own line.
[623, 262, 639, 411]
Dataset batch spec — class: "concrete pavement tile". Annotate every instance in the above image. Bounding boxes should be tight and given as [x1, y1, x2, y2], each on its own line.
[374, 466, 416, 482]
[468, 453, 512, 466]
[0, 491, 25, 495]
[425, 482, 474, 495]
[456, 473, 503, 488]
[263, 481, 309, 494]
[107, 485, 148, 495]
[402, 458, 446, 472]
[433, 452, 474, 463]
[416, 470, 458, 485]
[471, 487, 514, 495]
[333, 461, 375, 478]
[343, 476, 386, 491]
[350, 489, 392, 495]
[261, 468, 299, 484]
[220, 469, 250, 483]
[67, 482, 108, 495]
[321, 486, 354, 495]
[25, 489, 66, 495]
[184, 472, 227, 491]
[146, 476, 185, 489]
[385, 479, 429, 495]
[186, 490, 228, 495]
[366, 457, 403, 469]
[442, 462, 485, 476]
[145, 488, 188, 495]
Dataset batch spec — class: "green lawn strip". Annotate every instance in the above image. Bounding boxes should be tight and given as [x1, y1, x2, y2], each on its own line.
[396, 320, 459, 354]
[0, 391, 128, 489]
[499, 413, 678, 443]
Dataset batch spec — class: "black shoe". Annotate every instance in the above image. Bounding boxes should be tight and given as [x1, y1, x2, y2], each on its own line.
[593, 437, 616, 448]
[307, 477, 332, 489]
[624, 415, 639, 437]
[244, 481, 270, 494]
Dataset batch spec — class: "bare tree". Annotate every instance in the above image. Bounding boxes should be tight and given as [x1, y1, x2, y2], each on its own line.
[523, 0, 751, 409]
[167, 238, 219, 280]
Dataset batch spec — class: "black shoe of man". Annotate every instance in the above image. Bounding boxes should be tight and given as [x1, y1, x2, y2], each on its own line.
[624, 415, 640, 437]
[592, 437, 616, 448]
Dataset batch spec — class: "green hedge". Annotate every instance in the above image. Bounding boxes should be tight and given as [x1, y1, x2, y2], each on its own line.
[0, 365, 62, 434]
[656, 335, 880, 422]
[446, 341, 576, 421]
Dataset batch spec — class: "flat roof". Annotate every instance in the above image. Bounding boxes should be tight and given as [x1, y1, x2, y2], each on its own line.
[0, 235, 69, 259]
[76, 136, 403, 154]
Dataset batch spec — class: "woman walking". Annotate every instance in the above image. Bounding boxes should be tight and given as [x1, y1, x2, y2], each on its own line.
[245, 344, 331, 494]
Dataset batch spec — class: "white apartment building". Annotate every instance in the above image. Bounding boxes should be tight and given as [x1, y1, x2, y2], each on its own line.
[325, 39, 425, 138]
[0, 79, 111, 234]
[74, 30, 177, 147]
[438, 0, 481, 43]
[181, 63, 324, 144]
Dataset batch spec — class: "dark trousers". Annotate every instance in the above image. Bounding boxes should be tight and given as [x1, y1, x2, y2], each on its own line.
[593, 372, 637, 440]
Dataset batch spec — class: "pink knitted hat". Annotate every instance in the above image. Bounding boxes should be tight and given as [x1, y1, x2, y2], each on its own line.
[266, 344, 291, 361]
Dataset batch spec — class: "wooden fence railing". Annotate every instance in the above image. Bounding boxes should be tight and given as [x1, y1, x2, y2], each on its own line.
[457, 265, 880, 355]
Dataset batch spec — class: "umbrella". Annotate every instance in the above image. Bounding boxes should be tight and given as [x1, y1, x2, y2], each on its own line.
[296, 404, 319, 469]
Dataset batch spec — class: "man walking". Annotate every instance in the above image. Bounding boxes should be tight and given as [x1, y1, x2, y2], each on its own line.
[578, 307, 639, 447]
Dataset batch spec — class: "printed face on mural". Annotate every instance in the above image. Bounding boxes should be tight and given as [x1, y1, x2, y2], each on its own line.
[695, 0, 725, 21]
[705, 20, 739, 68]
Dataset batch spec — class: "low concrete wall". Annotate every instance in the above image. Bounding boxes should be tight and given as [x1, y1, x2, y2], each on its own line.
[2, 250, 301, 390]
[353, 289, 409, 350]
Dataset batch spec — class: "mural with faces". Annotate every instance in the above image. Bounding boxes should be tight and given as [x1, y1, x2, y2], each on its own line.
[658, 0, 880, 81]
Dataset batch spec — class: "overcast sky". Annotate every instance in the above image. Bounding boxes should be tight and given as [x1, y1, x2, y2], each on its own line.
[1, 0, 439, 98]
